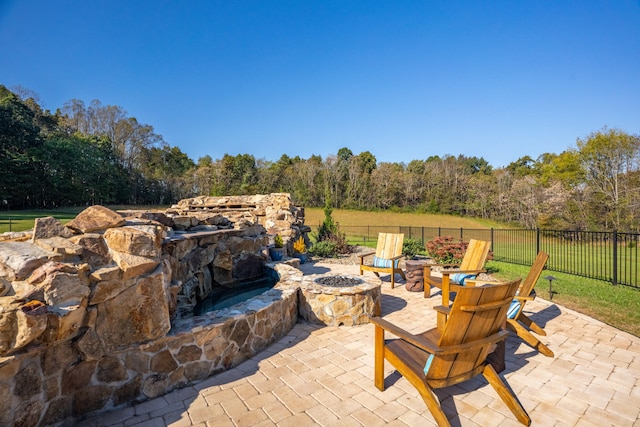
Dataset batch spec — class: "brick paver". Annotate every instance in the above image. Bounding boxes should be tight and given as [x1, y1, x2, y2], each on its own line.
[83, 261, 640, 426]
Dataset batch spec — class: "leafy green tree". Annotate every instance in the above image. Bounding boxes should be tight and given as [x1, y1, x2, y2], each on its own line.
[576, 127, 640, 230]
[0, 85, 43, 208]
[211, 154, 258, 196]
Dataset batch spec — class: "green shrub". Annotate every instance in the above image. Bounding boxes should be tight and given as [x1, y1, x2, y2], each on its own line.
[311, 197, 352, 255]
[402, 238, 424, 258]
[309, 240, 338, 257]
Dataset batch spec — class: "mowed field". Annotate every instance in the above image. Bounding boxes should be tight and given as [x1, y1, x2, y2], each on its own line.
[303, 207, 506, 229]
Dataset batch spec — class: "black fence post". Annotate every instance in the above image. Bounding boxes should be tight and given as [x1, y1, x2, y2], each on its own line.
[490, 228, 494, 253]
[536, 228, 540, 256]
[613, 230, 618, 286]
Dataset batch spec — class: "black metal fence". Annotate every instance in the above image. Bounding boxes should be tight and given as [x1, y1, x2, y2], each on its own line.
[0, 219, 13, 232]
[338, 225, 640, 289]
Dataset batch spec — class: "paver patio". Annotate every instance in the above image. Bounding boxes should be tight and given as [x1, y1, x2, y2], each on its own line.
[84, 261, 640, 426]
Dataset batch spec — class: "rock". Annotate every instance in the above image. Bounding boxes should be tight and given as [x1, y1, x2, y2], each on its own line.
[0, 277, 9, 296]
[42, 303, 87, 343]
[14, 400, 44, 427]
[75, 328, 105, 361]
[68, 234, 111, 266]
[95, 268, 170, 350]
[104, 225, 161, 257]
[89, 265, 122, 283]
[142, 373, 170, 399]
[119, 210, 174, 228]
[110, 250, 160, 280]
[150, 350, 178, 373]
[14, 362, 42, 397]
[61, 360, 97, 394]
[73, 385, 114, 415]
[31, 216, 74, 241]
[96, 356, 127, 382]
[0, 242, 58, 281]
[42, 271, 90, 307]
[0, 300, 48, 355]
[89, 278, 131, 305]
[65, 205, 125, 233]
[172, 216, 194, 230]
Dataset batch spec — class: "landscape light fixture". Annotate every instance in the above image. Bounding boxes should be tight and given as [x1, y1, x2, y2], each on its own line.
[544, 275, 557, 300]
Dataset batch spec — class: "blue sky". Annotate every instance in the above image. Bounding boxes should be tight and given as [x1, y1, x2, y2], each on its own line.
[1, 1, 639, 168]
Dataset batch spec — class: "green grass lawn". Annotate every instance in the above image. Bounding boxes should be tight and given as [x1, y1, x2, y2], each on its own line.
[0, 209, 80, 233]
[0, 205, 168, 233]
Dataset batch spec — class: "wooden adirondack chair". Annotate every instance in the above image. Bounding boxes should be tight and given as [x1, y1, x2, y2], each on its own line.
[370, 278, 530, 427]
[506, 251, 554, 357]
[423, 238, 491, 299]
[359, 233, 406, 289]
[423, 239, 491, 329]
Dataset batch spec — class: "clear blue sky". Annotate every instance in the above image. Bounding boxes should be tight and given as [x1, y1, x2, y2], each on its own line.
[1, 0, 639, 168]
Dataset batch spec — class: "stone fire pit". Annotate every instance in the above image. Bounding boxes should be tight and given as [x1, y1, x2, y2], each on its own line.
[298, 275, 381, 326]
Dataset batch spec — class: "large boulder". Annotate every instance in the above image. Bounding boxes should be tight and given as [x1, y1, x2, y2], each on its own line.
[0, 242, 58, 281]
[94, 267, 170, 350]
[65, 205, 125, 233]
[103, 226, 162, 257]
[31, 216, 74, 241]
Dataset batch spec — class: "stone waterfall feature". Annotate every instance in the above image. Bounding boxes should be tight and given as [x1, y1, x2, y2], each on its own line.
[0, 193, 307, 427]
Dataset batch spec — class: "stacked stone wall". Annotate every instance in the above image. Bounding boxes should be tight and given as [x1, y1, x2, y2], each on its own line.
[0, 193, 305, 426]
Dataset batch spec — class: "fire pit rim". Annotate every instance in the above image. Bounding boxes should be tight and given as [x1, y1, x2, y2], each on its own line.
[301, 274, 381, 296]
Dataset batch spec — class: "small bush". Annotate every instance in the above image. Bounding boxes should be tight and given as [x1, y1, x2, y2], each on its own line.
[293, 236, 306, 253]
[402, 238, 424, 258]
[309, 240, 338, 257]
[311, 197, 353, 256]
[425, 236, 493, 263]
[425, 236, 467, 264]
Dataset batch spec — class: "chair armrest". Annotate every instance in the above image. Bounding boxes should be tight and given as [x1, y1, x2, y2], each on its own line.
[369, 316, 440, 354]
[441, 268, 486, 276]
[358, 251, 375, 260]
[389, 255, 403, 261]
[513, 294, 536, 302]
[371, 315, 509, 356]
[433, 305, 451, 316]
[427, 263, 460, 268]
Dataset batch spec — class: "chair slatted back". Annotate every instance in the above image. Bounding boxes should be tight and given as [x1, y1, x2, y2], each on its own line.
[426, 279, 521, 381]
[375, 233, 404, 259]
[458, 239, 491, 271]
[519, 251, 549, 298]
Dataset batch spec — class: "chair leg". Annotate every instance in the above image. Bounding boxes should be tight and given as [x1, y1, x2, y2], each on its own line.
[415, 383, 450, 427]
[506, 320, 554, 357]
[390, 271, 395, 289]
[423, 283, 431, 298]
[374, 325, 385, 391]
[518, 312, 546, 336]
[388, 353, 450, 427]
[483, 364, 531, 426]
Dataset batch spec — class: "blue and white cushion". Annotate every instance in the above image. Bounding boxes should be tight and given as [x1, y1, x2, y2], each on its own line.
[373, 256, 399, 268]
[424, 354, 435, 375]
[449, 273, 477, 285]
[507, 300, 521, 319]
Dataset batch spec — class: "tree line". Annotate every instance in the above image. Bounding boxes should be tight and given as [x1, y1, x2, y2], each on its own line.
[1, 85, 639, 231]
